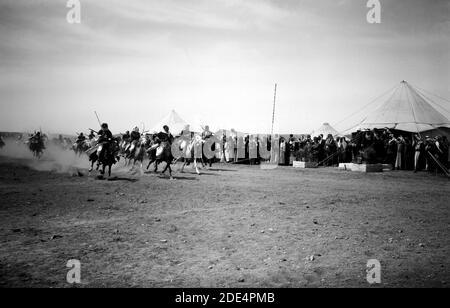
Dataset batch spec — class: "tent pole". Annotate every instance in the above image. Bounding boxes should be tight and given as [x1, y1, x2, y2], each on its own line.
[271, 83, 277, 136]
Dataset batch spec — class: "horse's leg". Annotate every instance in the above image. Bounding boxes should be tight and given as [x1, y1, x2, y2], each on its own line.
[162, 160, 171, 177]
[168, 164, 173, 179]
[146, 158, 154, 170]
[194, 158, 200, 175]
[108, 164, 112, 177]
[154, 161, 159, 173]
[180, 161, 187, 173]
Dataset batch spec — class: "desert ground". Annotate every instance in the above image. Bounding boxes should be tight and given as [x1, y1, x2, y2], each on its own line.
[0, 149, 449, 288]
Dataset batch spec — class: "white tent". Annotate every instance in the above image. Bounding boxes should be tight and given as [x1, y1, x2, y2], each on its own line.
[149, 110, 188, 135]
[357, 81, 450, 133]
[311, 123, 340, 137]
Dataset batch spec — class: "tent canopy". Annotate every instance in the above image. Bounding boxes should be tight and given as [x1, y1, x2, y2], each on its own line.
[311, 122, 340, 137]
[356, 81, 450, 133]
[149, 110, 188, 135]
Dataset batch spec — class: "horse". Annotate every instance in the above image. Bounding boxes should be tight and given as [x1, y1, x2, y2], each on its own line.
[88, 139, 120, 177]
[128, 136, 149, 174]
[0, 137, 5, 149]
[146, 140, 174, 179]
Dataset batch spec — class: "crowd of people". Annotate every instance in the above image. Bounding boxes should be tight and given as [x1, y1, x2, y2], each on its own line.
[283, 128, 449, 173]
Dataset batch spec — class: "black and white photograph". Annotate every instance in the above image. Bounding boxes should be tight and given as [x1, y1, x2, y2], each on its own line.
[0, 0, 449, 294]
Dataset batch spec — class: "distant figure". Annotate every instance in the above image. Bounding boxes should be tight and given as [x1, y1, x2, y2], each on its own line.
[76, 132, 86, 144]
[413, 134, 424, 172]
[201, 125, 213, 140]
[28, 131, 45, 158]
[0, 135, 5, 149]
[122, 130, 130, 143]
[230, 128, 238, 162]
[279, 137, 286, 165]
[395, 136, 405, 170]
[88, 130, 96, 140]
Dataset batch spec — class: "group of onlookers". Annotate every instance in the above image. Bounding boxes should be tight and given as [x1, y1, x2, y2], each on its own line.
[282, 128, 449, 173]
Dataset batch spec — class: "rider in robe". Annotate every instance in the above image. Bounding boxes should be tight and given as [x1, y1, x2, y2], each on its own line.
[97, 123, 113, 159]
[29, 131, 45, 152]
[88, 130, 96, 140]
[127, 127, 141, 155]
[76, 133, 86, 145]
[157, 125, 174, 144]
[148, 125, 174, 156]
[122, 130, 131, 143]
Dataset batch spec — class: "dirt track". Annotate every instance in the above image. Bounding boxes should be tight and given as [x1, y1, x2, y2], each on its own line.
[0, 156, 449, 287]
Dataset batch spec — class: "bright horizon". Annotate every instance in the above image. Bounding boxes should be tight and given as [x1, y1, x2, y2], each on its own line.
[0, 0, 449, 135]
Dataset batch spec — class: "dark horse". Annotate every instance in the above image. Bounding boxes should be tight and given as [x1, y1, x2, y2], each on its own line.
[146, 141, 174, 179]
[88, 139, 120, 177]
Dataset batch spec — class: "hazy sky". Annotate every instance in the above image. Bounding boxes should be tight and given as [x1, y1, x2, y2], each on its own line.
[0, 0, 449, 135]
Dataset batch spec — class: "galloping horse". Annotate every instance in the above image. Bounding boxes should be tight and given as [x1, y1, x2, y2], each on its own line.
[128, 135, 149, 174]
[146, 140, 174, 179]
[88, 138, 120, 177]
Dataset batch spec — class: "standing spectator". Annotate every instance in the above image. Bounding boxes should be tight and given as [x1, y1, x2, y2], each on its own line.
[386, 134, 397, 166]
[403, 136, 413, 170]
[395, 136, 405, 170]
[413, 134, 424, 172]
[279, 137, 286, 165]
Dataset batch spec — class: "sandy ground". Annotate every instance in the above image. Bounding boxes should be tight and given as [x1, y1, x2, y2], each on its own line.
[0, 154, 449, 288]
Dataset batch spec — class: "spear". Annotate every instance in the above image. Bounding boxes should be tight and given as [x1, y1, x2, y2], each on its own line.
[94, 111, 102, 127]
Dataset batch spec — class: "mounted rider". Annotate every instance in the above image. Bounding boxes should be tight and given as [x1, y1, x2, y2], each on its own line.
[157, 125, 174, 144]
[88, 130, 96, 140]
[122, 130, 131, 143]
[30, 131, 44, 146]
[28, 131, 46, 156]
[127, 127, 141, 155]
[147, 125, 174, 157]
[76, 132, 86, 144]
[97, 123, 113, 159]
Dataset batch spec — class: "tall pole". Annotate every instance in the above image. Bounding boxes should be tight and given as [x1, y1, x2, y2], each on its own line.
[271, 83, 277, 135]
